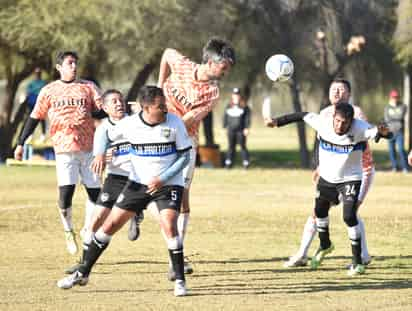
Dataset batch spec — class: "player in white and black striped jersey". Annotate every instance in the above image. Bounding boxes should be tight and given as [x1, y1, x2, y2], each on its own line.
[57, 86, 192, 296]
[265, 102, 391, 276]
[64, 89, 145, 274]
[283, 79, 374, 268]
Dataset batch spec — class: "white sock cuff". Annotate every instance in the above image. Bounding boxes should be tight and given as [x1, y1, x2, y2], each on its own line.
[348, 224, 361, 240]
[83, 230, 94, 245]
[315, 216, 329, 228]
[95, 228, 112, 244]
[167, 236, 182, 250]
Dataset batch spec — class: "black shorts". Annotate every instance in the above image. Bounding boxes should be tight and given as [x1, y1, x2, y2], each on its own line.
[96, 174, 129, 209]
[115, 180, 184, 213]
[317, 177, 361, 206]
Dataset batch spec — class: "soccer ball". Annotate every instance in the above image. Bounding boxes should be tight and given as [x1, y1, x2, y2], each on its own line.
[265, 54, 294, 82]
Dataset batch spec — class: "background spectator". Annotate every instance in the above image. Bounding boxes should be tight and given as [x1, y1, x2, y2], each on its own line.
[384, 90, 409, 172]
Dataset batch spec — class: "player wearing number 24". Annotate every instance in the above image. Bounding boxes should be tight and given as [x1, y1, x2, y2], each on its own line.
[265, 102, 392, 276]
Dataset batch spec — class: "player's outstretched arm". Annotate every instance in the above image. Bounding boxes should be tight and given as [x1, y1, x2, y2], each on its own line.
[265, 112, 309, 128]
[373, 121, 393, 142]
[14, 117, 41, 161]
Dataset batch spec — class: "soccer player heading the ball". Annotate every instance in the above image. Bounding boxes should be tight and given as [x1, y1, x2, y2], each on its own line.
[265, 103, 392, 276]
[154, 37, 235, 279]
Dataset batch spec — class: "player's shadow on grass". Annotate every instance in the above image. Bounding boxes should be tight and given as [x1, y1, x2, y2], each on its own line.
[188, 277, 412, 297]
[97, 259, 166, 266]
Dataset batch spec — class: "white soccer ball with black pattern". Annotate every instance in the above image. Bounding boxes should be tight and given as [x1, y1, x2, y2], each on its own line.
[265, 54, 294, 82]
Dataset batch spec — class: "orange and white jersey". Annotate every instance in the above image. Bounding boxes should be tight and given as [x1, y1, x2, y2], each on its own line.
[31, 79, 101, 154]
[162, 49, 219, 139]
[320, 104, 375, 202]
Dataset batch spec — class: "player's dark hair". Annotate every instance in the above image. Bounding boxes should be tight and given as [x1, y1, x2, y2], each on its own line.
[102, 89, 124, 104]
[335, 102, 354, 121]
[56, 51, 79, 65]
[138, 85, 164, 106]
[202, 38, 236, 65]
[332, 77, 351, 93]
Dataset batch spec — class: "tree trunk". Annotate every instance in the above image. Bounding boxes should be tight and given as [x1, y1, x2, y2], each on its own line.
[0, 59, 39, 161]
[0, 81, 26, 161]
[126, 52, 162, 106]
[289, 78, 310, 168]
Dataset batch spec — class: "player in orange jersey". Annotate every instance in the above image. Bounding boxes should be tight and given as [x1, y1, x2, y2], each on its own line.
[15, 51, 102, 256]
[132, 38, 235, 279]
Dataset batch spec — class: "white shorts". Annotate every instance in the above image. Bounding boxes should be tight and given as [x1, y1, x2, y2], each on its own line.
[55, 151, 101, 188]
[182, 139, 197, 189]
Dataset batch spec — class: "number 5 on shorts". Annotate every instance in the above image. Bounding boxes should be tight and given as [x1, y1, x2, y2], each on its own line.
[171, 190, 178, 201]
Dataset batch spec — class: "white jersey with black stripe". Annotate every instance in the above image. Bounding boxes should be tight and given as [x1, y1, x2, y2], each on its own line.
[110, 112, 192, 186]
[98, 117, 131, 177]
[303, 113, 377, 184]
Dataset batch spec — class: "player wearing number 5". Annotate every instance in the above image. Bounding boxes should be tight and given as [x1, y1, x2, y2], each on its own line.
[57, 86, 192, 296]
[265, 103, 392, 276]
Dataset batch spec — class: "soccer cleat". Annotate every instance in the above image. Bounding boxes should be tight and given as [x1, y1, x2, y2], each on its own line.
[347, 264, 365, 276]
[174, 279, 187, 297]
[128, 211, 144, 241]
[346, 257, 371, 269]
[283, 254, 308, 268]
[362, 257, 372, 266]
[57, 271, 88, 289]
[64, 230, 78, 255]
[310, 243, 335, 269]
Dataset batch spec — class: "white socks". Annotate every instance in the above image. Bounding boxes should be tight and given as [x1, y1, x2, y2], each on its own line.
[297, 216, 317, 258]
[95, 228, 112, 244]
[296, 215, 370, 261]
[59, 207, 73, 231]
[358, 217, 370, 260]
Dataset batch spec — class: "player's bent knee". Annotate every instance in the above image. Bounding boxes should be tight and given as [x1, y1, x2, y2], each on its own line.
[343, 206, 358, 227]
[85, 187, 100, 203]
[314, 198, 329, 218]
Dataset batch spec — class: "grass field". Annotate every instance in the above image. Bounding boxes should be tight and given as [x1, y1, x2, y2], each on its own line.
[1, 126, 411, 310]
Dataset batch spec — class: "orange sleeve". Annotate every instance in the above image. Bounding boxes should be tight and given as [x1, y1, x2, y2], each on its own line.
[30, 87, 50, 120]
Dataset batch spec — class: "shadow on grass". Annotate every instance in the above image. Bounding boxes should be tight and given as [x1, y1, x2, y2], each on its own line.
[224, 149, 393, 170]
[98, 254, 412, 268]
